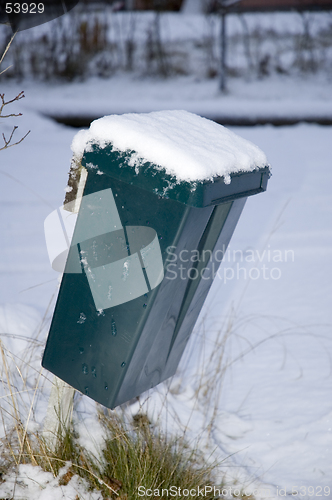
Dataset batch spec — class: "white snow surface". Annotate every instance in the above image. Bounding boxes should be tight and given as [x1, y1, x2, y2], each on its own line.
[1, 71, 332, 498]
[71, 110, 268, 182]
[0, 463, 102, 499]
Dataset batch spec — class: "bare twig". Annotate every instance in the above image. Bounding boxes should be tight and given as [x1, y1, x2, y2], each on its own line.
[0, 126, 30, 151]
[0, 91, 25, 117]
[0, 33, 16, 75]
[0, 92, 30, 150]
[1, 35, 30, 150]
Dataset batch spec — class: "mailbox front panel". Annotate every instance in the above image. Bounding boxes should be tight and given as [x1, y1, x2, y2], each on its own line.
[43, 169, 245, 408]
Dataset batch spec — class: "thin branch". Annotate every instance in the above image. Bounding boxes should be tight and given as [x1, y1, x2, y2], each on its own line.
[0, 112, 22, 118]
[0, 91, 25, 117]
[0, 91, 30, 150]
[0, 32, 16, 75]
[0, 38, 30, 151]
[0, 64, 13, 76]
[0, 128, 31, 151]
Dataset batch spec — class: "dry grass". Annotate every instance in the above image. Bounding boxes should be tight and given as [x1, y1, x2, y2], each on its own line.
[0, 322, 234, 499]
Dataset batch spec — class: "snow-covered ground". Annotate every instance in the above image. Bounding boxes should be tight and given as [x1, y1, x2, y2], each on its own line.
[5, 72, 332, 121]
[1, 44, 332, 500]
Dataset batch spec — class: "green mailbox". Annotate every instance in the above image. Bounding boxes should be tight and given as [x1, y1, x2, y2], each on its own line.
[42, 110, 270, 409]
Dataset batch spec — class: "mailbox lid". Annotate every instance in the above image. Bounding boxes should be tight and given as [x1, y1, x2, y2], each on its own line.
[82, 144, 270, 208]
[74, 110, 270, 208]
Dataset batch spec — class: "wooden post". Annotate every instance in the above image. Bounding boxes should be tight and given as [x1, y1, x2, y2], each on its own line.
[219, 8, 227, 91]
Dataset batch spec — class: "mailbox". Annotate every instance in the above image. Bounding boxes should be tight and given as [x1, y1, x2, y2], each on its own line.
[42, 110, 270, 408]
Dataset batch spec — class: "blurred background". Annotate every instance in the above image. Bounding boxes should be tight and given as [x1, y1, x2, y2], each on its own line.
[2, 0, 332, 89]
[1, 0, 332, 497]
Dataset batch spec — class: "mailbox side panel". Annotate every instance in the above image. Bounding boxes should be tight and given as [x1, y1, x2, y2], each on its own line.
[161, 197, 247, 380]
[114, 198, 246, 406]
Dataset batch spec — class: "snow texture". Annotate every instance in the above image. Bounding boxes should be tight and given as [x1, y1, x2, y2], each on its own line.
[0, 463, 102, 499]
[71, 110, 268, 183]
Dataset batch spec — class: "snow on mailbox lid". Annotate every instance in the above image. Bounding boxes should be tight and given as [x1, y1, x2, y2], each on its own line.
[71, 110, 270, 186]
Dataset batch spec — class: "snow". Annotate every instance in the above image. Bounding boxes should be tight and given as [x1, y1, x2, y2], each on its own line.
[1, 13, 332, 498]
[168, 122, 332, 494]
[10, 73, 331, 121]
[0, 463, 102, 499]
[71, 110, 268, 183]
